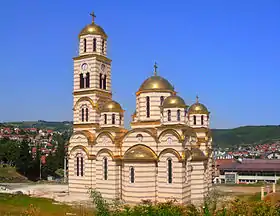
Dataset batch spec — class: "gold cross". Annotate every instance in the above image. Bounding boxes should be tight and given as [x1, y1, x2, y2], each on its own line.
[90, 11, 96, 23]
[154, 62, 158, 76]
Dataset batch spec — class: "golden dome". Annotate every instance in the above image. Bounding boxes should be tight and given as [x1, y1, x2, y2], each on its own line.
[188, 96, 209, 114]
[79, 12, 107, 38]
[162, 95, 187, 109]
[124, 145, 157, 161]
[191, 148, 207, 161]
[138, 75, 174, 92]
[101, 100, 123, 113]
[138, 63, 174, 93]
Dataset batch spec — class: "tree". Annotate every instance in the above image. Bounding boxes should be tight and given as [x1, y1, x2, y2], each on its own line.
[16, 139, 32, 177]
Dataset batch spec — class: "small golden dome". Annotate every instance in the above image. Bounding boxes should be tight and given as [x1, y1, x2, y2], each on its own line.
[162, 95, 187, 109]
[188, 96, 209, 114]
[79, 12, 107, 38]
[124, 145, 157, 161]
[101, 100, 123, 113]
[191, 148, 207, 161]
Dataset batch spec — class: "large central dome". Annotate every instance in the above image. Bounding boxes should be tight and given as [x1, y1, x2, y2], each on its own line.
[138, 75, 174, 92]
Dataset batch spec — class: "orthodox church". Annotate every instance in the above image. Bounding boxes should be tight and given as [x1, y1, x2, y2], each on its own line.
[68, 12, 213, 204]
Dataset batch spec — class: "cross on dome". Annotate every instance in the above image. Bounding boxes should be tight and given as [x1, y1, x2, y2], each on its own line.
[90, 11, 96, 23]
[196, 95, 199, 103]
[153, 62, 158, 76]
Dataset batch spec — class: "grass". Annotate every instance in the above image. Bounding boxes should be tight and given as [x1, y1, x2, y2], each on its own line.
[0, 193, 94, 216]
[0, 166, 29, 183]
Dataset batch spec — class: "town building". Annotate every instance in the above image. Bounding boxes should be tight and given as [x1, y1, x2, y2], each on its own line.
[68, 12, 213, 204]
[214, 158, 280, 184]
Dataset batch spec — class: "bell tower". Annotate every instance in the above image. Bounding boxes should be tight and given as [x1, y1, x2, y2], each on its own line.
[73, 12, 112, 133]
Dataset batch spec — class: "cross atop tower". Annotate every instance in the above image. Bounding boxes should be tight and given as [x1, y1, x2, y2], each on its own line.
[90, 11, 96, 23]
[196, 95, 199, 103]
[153, 62, 158, 76]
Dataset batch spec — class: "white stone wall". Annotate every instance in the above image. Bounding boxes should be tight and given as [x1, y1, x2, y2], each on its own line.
[188, 114, 209, 128]
[96, 153, 120, 200]
[79, 35, 107, 57]
[73, 57, 112, 92]
[122, 162, 156, 203]
[68, 148, 94, 196]
[162, 108, 187, 125]
[100, 112, 124, 128]
[136, 92, 171, 123]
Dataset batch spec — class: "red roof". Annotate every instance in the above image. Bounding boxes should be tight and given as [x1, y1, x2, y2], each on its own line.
[215, 159, 235, 167]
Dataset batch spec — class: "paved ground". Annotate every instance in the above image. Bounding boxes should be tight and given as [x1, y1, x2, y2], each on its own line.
[0, 183, 91, 205]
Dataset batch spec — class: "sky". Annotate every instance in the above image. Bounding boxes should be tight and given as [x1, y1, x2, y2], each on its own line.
[0, 0, 279, 129]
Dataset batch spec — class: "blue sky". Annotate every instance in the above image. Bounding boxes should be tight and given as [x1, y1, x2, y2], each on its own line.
[0, 0, 279, 129]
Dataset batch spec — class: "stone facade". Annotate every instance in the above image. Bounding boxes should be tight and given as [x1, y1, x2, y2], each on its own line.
[68, 13, 213, 204]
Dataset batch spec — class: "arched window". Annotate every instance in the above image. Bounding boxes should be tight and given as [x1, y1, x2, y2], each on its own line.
[76, 156, 80, 176]
[177, 110, 181, 121]
[81, 108, 85, 122]
[99, 74, 103, 89]
[104, 114, 107, 124]
[201, 116, 204, 125]
[79, 73, 84, 89]
[85, 72, 90, 88]
[193, 116, 197, 125]
[167, 110, 171, 121]
[167, 159, 172, 183]
[83, 38, 87, 52]
[160, 96, 164, 106]
[130, 167, 135, 183]
[146, 96, 150, 118]
[85, 108, 89, 122]
[103, 157, 108, 180]
[120, 115, 122, 125]
[103, 75, 107, 90]
[80, 156, 84, 176]
[93, 38, 97, 52]
[112, 114, 115, 124]
[76, 154, 84, 177]
[101, 39, 105, 54]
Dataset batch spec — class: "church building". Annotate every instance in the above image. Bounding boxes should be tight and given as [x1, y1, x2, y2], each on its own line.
[68, 12, 213, 204]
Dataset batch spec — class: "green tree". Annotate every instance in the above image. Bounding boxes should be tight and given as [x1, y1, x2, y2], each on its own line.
[16, 139, 32, 177]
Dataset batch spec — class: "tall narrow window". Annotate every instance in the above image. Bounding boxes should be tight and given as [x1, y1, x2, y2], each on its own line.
[112, 114, 115, 124]
[130, 167, 135, 183]
[85, 108, 89, 122]
[103, 75, 107, 90]
[93, 38, 97, 52]
[194, 116, 197, 125]
[104, 114, 107, 124]
[201, 116, 204, 125]
[120, 115, 122, 125]
[99, 74, 103, 89]
[167, 110, 171, 121]
[146, 96, 150, 118]
[83, 38, 87, 52]
[103, 157, 108, 180]
[85, 72, 90, 88]
[160, 96, 164, 106]
[167, 159, 172, 183]
[76, 157, 80, 176]
[81, 108, 85, 122]
[80, 73, 84, 89]
[177, 110, 181, 121]
[80, 157, 84, 177]
[101, 39, 105, 54]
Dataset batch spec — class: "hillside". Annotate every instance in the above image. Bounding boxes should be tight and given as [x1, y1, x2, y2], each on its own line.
[212, 125, 280, 148]
[2, 121, 72, 131]
[0, 166, 29, 183]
